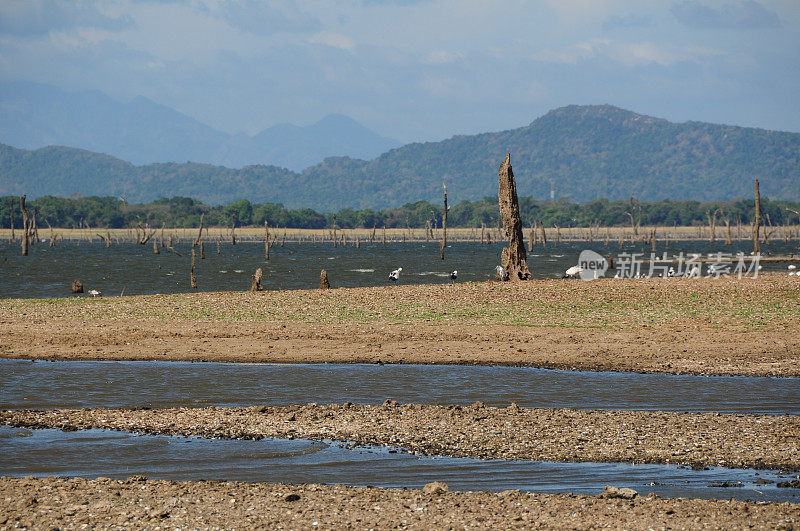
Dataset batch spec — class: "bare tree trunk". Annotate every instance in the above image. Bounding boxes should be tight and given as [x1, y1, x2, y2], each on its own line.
[251, 268, 263, 291]
[9, 197, 15, 242]
[264, 221, 270, 260]
[706, 210, 717, 243]
[319, 269, 330, 290]
[194, 213, 204, 247]
[528, 226, 534, 252]
[20, 195, 29, 256]
[230, 216, 236, 245]
[440, 183, 447, 260]
[46, 219, 56, 247]
[497, 153, 531, 280]
[190, 248, 197, 288]
[539, 220, 547, 246]
[153, 239, 160, 254]
[753, 179, 761, 254]
[31, 207, 39, 245]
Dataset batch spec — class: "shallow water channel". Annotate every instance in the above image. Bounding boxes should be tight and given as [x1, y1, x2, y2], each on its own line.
[2, 360, 799, 414]
[2, 360, 799, 502]
[1, 426, 798, 503]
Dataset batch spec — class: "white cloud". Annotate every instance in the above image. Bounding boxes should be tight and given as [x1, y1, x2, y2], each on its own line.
[424, 50, 462, 64]
[308, 31, 355, 52]
[533, 39, 609, 65]
[533, 38, 723, 67]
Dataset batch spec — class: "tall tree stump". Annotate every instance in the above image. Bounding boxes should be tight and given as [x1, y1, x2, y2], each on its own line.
[320, 269, 331, 289]
[498, 153, 531, 280]
[251, 268, 263, 291]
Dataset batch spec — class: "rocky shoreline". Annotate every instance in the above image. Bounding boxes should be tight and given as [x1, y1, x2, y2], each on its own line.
[3, 403, 799, 471]
[3, 476, 799, 529]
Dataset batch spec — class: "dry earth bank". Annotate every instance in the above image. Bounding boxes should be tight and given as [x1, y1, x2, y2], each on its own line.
[1, 275, 799, 376]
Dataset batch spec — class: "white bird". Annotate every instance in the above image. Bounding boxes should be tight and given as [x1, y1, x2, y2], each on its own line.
[495, 265, 507, 281]
[450, 270, 458, 281]
[789, 265, 797, 270]
[667, 266, 675, 278]
[389, 267, 402, 282]
[88, 289, 101, 297]
[564, 265, 583, 278]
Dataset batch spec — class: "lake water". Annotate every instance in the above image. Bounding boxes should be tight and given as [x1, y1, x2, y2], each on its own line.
[1, 239, 797, 298]
[2, 360, 799, 415]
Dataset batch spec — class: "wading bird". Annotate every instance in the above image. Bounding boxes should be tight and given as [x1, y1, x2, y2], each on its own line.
[88, 289, 101, 297]
[563, 265, 583, 279]
[495, 265, 508, 281]
[389, 267, 402, 282]
[450, 270, 458, 281]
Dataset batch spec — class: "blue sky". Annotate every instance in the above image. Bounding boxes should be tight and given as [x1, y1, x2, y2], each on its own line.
[1, 0, 798, 141]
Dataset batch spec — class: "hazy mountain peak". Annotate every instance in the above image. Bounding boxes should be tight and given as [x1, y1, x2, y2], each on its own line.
[0, 83, 401, 170]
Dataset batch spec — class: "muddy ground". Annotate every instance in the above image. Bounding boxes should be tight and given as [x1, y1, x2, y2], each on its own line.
[1, 275, 799, 376]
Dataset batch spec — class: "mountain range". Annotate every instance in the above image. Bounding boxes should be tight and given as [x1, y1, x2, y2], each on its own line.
[1, 95, 799, 211]
[0, 82, 400, 171]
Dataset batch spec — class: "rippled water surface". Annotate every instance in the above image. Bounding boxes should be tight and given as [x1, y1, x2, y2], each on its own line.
[3, 360, 799, 414]
[1, 239, 797, 297]
[2, 426, 798, 503]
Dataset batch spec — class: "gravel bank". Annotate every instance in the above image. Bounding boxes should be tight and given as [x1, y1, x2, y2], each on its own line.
[3, 404, 799, 471]
[3, 476, 799, 529]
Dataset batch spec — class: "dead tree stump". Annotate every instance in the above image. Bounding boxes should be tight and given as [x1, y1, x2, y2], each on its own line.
[190, 248, 197, 288]
[71, 280, 83, 294]
[440, 183, 448, 260]
[320, 269, 331, 289]
[754, 179, 762, 254]
[20, 195, 29, 256]
[497, 153, 531, 280]
[251, 268, 263, 291]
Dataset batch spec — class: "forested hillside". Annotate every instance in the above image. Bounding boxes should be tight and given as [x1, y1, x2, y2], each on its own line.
[2, 105, 798, 210]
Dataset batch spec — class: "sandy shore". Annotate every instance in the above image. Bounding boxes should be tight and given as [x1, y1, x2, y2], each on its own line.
[3, 404, 800, 471]
[3, 476, 799, 530]
[2, 275, 799, 376]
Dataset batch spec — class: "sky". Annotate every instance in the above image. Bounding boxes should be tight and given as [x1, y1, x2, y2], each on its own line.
[1, 0, 798, 142]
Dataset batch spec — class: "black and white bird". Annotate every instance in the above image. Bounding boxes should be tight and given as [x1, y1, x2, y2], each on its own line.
[450, 270, 458, 281]
[495, 265, 508, 281]
[389, 267, 402, 282]
[88, 289, 101, 297]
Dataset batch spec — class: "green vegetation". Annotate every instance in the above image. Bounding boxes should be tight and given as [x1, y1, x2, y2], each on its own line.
[2, 194, 799, 229]
[2, 105, 798, 210]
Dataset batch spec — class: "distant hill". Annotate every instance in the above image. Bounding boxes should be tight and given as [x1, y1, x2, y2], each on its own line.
[1, 105, 799, 210]
[0, 82, 400, 171]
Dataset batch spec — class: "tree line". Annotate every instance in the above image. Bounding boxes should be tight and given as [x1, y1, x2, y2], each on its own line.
[1, 195, 799, 230]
